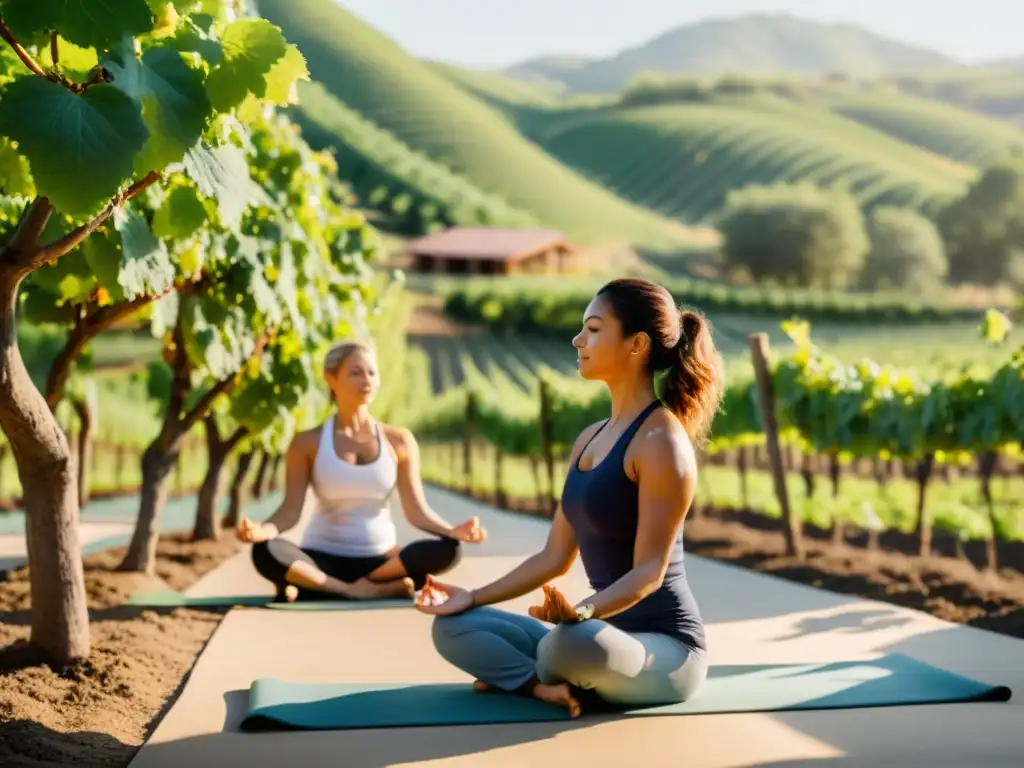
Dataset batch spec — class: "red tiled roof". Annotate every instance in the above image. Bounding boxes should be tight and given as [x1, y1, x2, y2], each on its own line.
[404, 227, 569, 261]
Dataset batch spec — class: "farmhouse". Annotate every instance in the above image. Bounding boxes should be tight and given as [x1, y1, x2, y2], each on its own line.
[404, 227, 578, 275]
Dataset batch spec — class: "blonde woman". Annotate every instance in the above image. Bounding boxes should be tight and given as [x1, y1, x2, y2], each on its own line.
[237, 342, 486, 601]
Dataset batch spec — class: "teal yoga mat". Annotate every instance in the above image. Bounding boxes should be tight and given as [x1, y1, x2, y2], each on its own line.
[126, 588, 411, 610]
[239, 654, 1011, 731]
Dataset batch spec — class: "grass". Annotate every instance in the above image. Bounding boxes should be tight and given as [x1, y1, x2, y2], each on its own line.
[257, 0, 683, 249]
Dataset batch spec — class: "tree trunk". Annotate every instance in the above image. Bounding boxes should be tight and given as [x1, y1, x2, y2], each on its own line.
[118, 317, 242, 572]
[269, 454, 283, 492]
[251, 450, 270, 499]
[226, 450, 255, 528]
[194, 450, 228, 541]
[800, 453, 815, 498]
[0, 266, 90, 664]
[70, 396, 93, 509]
[0, 443, 8, 499]
[119, 441, 179, 574]
[192, 417, 246, 542]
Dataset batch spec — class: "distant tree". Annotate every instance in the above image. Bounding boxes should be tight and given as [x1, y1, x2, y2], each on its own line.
[937, 158, 1024, 287]
[717, 183, 869, 289]
[620, 74, 707, 107]
[859, 207, 948, 292]
[713, 74, 761, 96]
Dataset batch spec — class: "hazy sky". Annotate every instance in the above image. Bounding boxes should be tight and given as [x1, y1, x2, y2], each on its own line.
[335, 0, 1021, 68]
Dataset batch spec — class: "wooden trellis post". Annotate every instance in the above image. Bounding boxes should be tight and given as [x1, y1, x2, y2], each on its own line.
[748, 333, 803, 559]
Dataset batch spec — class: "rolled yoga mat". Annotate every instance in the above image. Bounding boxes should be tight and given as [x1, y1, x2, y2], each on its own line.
[239, 654, 1012, 731]
[126, 588, 411, 610]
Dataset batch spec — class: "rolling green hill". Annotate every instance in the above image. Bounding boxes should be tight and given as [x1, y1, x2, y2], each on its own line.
[426, 61, 564, 110]
[504, 14, 956, 94]
[535, 102, 970, 225]
[289, 81, 539, 234]
[256, 0, 683, 250]
[825, 91, 1024, 165]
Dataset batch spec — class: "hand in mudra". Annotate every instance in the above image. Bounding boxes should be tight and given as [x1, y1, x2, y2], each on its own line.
[528, 584, 578, 624]
[235, 517, 271, 543]
[451, 516, 486, 543]
[414, 574, 474, 616]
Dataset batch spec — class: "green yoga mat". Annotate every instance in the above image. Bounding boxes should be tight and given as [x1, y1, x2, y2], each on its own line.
[239, 654, 1011, 731]
[126, 588, 411, 610]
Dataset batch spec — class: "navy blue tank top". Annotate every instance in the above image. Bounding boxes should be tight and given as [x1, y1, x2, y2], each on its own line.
[560, 400, 706, 651]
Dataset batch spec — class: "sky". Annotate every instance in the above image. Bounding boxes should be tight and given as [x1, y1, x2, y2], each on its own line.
[335, 0, 1022, 69]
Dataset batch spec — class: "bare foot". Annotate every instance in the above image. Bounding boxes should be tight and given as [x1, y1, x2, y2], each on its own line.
[532, 682, 581, 718]
[473, 680, 498, 693]
[347, 577, 415, 600]
[283, 585, 298, 603]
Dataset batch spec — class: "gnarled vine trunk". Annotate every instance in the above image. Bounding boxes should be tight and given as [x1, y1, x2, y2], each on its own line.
[226, 449, 256, 528]
[118, 320, 242, 573]
[251, 450, 271, 499]
[120, 440, 179, 574]
[70, 396, 93, 509]
[914, 453, 935, 556]
[0, 265, 90, 663]
[978, 450, 1000, 571]
[192, 416, 246, 542]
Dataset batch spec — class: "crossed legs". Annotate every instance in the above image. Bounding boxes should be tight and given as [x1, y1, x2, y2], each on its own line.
[431, 606, 707, 716]
[251, 536, 462, 601]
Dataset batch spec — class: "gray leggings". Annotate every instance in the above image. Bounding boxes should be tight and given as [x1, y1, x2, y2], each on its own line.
[431, 606, 708, 708]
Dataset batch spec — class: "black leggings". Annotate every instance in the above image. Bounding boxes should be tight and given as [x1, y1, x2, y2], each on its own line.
[251, 536, 462, 599]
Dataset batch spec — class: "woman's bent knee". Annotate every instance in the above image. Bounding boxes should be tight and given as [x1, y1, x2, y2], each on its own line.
[401, 537, 462, 584]
[250, 540, 280, 581]
[430, 610, 480, 660]
[432, 536, 462, 573]
[536, 623, 607, 681]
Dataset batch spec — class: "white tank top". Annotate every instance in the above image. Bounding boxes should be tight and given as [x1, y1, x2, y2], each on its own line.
[300, 419, 399, 557]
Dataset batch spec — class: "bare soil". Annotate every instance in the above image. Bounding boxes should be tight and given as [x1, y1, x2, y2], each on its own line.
[684, 506, 1024, 638]
[405, 294, 485, 339]
[0, 531, 243, 767]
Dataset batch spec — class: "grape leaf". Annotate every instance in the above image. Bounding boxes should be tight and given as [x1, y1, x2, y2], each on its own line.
[0, 139, 35, 197]
[167, 17, 223, 65]
[2, 0, 155, 52]
[263, 44, 308, 107]
[80, 227, 126, 302]
[181, 141, 251, 229]
[0, 77, 149, 217]
[204, 19, 287, 112]
[149, 289, 179, 338]
[103, 42, 213, 173]
[113, 203, 175, 300]
[152, 184, 207, 240]
[181, 294, 253, 379]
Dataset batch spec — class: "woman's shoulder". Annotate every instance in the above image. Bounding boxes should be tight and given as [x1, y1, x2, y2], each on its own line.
[290, 425, 324, 453]
[377, 421, 416, 459]
[632, 407, 696, 471]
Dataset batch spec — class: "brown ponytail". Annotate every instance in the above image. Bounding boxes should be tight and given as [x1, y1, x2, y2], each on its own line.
[596, 278, 725, 446]
[661, 309, 724, 445]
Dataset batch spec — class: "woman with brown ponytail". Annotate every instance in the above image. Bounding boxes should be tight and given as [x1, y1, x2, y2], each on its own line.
[416, 278, 725, 718]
